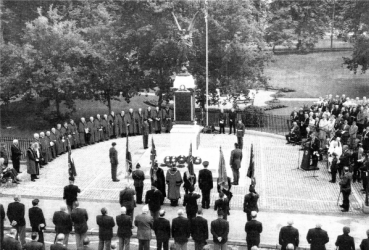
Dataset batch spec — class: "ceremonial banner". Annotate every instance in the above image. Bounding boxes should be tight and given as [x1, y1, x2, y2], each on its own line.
[67, 139, 77, 177]
[218, 147, 228, 190]
[126, 135, 132, 174]
[188, 143, 195, 175]
[247, 144, 254, 178]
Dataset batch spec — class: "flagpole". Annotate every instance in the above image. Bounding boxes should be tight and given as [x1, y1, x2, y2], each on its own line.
[205, 0, 209, 126]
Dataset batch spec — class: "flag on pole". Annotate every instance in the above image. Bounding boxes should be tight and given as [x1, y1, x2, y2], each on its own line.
[150, 137, 156, 162]
[187, 143, 195, 175]
[247, 144, 255, 178]
[218, 146, 228, 190]
[126, 134, 132, 174]
[67, 139, 77, 177]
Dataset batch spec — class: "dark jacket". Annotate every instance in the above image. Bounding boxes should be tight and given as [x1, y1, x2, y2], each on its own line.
[23, 241, 43, 250]
[50, 243, 68, 250]
[230, 149, 243, 169]
[198, 169, 213, 191]
[245, 219, 263, 242]
[52, 211, 72, 235]
[3, 236, 21, 250]
[7, 202, 25, 227]
[119, 188, 136, 210]
[306, 228, 329, 250]
[360, 238, 369, 250]
[29, 207, 46, 230]
[63, 184, 81, 206]
[10, 144, 22, 161]
[109, 147, 118, 165]
[132, 169, 145, 187]
[279, 225, 299, 250]
[214, 198, 230, 216]
[191, 216, 208, 242]
[71, 207, 88, 234]
[229, 111, 237, 123]
[116, 214, 132, 238]
[211, 218, 229, 244]
[335, 234, 355, 250]
[153, 217, 171, 241]
[183, 192, 201, 216]
[172, 216, 190, 243]
[183, 172, 196, 190]
[243, 192, 260, 213]
[1, 203, 5, 240]
[145, 189, 163, 212]
[96, 214, 115, 240]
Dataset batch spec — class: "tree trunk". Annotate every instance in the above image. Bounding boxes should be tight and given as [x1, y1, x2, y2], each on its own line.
[55, 90, 61, 118]
[106, 90, 112, 114]
[157, 91, 163, 108]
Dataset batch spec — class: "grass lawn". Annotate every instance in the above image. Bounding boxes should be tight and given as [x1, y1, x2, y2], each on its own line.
[0, 95, 158, 138]
[265, 51, 369, 98]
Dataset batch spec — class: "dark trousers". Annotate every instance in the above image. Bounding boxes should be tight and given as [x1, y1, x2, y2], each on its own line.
[31, 226, 44, 245]
[85, 133, 91, 145]
[331, 170, 337, 183]
[201, 189, 211, 208]
[362, 171, 368, 190]
[12, 159, 20, 173]
[135, 186, 143, 204]
[148, 122, 152, 134]
[126, 208, 134, 222]
[232, 168, 239, 184]
[186, 212, 196, 221]
[31, 174, 37, 181]
[229, 122, 236, 134]
[342, 191, 351, 211]
[247, 239, 260, 250]
[157, 240, 168, 250]
[143, 135, 148, 149]
[246, 211, 252, 222]
[353, 163, 361, 182]
[138, 240, 150, 250]
[219, 124, 225, 134]
[111, 164, 118, 181]
[237, 136, 243, 150]
[338, 166, 343, 178]
[194, 241, 206, 250]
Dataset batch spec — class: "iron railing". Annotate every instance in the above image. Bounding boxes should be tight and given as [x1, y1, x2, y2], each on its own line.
[0, 137, 33, 160]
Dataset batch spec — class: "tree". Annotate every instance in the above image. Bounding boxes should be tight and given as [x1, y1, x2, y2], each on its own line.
[343, 35, 369, 73]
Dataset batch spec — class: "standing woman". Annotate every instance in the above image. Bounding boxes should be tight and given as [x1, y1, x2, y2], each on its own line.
[319, 115, 328, 147]
[166, 163, 183, 207]
[308, 114, 316, 132]
[27, 143, 39, 182]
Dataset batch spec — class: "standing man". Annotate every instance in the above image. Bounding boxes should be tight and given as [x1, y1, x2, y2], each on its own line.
[128, 108, 137, 136]
[3, 229, 21, 250]
[329, 153, 338, 183]
[172, 209, 190, 250]
[110, 142, 120, 182]
[145, 184, 164, 220]
[39, 132, 49, 166]
[211, 210, 229, 250]
[339, 167, 352, 212]
[153, 106, 162, 134]
[230, 143, 242, 185]
[23, 232, 43, 250]
[335, 227, 355, 250]
[52, 205, 72, 248]
[134, 205, 154, 250]
[349, 121, 358, 148]
[7, 195, 26, 247]
[0, 203, 5, 250]
[214, 192, 230, 220]
[96, 208, 115, 250]
[142, 119, 150, 149]
[245, 211, 263, 250]
[119, 183, 136, 221]
[68, 119, 80, 148]
[183, 186, 201, 220]
[198, 161, 213, 209]
[11, 139, 22, 173]
[243, 183, 260, 222]
[219, 109, 225, 134]
[228, 108, 236, 135]
[360, 229, 369, 250]
[71, 201, 89, 250]
[108, 111, 118, 139]
[78, 117, 88, 147]
[150, 163, 166, 204]
[132, 163, 145, 204]
[153, 210, 171, 250]
[236, 119, 246, 150]
[116, 207, 132, 250]
[163, 106, 173, 133]
[279, 220, 299, 250]
[63, 177, 81, 213]
[191, 209, 208, 250]
[29, 199, 46, 247]
[306, 223, 329, 250]
[144, 107, 153, 134]
[119, 111, 127, 138]
[136, 108, 144, 135]
[87, 117, 96, 145]
[94, 115, 103, 142]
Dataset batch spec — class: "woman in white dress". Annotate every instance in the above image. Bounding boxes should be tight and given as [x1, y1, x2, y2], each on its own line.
[318, 115, 329, 146]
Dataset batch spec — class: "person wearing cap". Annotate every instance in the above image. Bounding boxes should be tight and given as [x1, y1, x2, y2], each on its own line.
[166, 164, 183, 207]
[163, 105, 173, 133]
[335, 226, 355, 250]
[50, 234, 67, 250]
[198, 161, 213, 209]
[245, 211, 263, 250]
[142, 119, 150, 149]
[243, 181, 259, 222]
[63, 177, 81, 213]
[279, 220, 299, 250]
[71, 201, 89, 249]
[339, 167, 353, 212]
[3, 229, 21, 250]
[236, 119, 246, 150]
[109, 142, 120, 182]
[329, 152, 338, 183]
[132, 163, 145, 204]
[52, 205, 72, 247]
[153, 210, 171, 250]
[230, 143, 242, 185]
[116, 207, 132, 250]
[360, 229, 369, 250]
[191, 209, 208, 250]
[7, 195, 26, 246]
[145, 184, 164, 220]
[135, 205, 154, 250]
[29, 199, 46, 247]
[306, 223, 329, 250]
[97, 207, 115, 250]
[211, 210, 229, 250]
[214, 192, 230, 220]
[183, 186, 201, 220]
[150, 162, 166, 204]
[23, 232, 43, 250]
[172, 209, 190, 250]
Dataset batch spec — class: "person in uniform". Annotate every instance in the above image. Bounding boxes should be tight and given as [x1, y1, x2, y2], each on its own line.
[217, 176, 232, 203]
[102, 115, 110, 141]
[198, 161, 213, 209]
[51, 128, 61, 155]
[214, 192, 230, 220]
[230, 143, 242, 185]
[142, 119, 150, 149]
[63, 177, 81, 213]
[94, 114, 103, 142]
[78, 118, 88, 147]
[183, 170, 196, 195]
[87, 117, 95, 145]
[228, 108, 236, 135]
[136, 108, 144, 135]
[144, 107, 153, 134]
[132, 163, 145, 204]
[119, 183, 136, 221]
[339, 167, 352, 212]
[153, 107, 162, 134]
[163, 106, 173, 133]
[243, 180, 259, 222]
[219, 109, 226, 134]
[109, 142, 120, 182]
[236, 119, 246, 150]
[183, 186, 201, 220]
[166, 164, 183, 207]
[119, 111, 127, 138]
[150, 163, 166, 204]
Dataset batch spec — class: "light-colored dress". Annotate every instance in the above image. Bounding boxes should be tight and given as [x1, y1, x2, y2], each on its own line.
[166, 168, 183, 200]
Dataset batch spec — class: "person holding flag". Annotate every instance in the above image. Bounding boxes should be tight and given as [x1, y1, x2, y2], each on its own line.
[126, 131, 133, 177]
[183, 143, 197, 195]
[244, 144, 259, 221]
[150, 138, 166, 203]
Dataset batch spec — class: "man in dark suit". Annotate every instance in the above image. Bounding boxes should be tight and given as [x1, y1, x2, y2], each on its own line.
[116, 207, 132, 250]
[236, 120, 246, 150]
[50, 234, 67, 250]
[145, 184, 163, 220]
[7, 195, 26, 246]
[0, 203, 5, 250]
[339, 167, 353, 212]
[229, 108, 237, 134]
[71, 201, 89, 249]
[3, 229, 21, 250]
[110, 142, 120, 182]
[52, 205, 72, 248]
[335, 227, 355, 250]
[183, 186, 201, 220]
[245, 211, 263, 250]
[244, 183, 259, 222]
[306, 223, 329, 250]
[198, 161, 213, 209]
[360, 229, 369, 250]
[153, 210, 171, 250]
[132, 163, 145, 204]
[28, 199, 46, 247]
[63, 177, 81, 213]
[23, 232, 43, 250]
[134, 205, 154, 250]
[279, 220, 299, 250]
[96, 207, 115, 250]
[211, 210, 229, 250]
[172, 209, 190, 250]
[191, 209, 208, 250]
[230, 143, 242, 185]
[119, 183, 136, 221]
[214, 192, 230, 220]
[11, 139, 22, 173]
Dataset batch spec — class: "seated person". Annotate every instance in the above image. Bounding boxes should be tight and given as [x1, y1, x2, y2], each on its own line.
[286, 122, 301, 144]
[1, 158, 20, 184]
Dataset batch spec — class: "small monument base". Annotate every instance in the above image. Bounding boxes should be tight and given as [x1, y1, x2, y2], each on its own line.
[170, 124, 203, 154]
